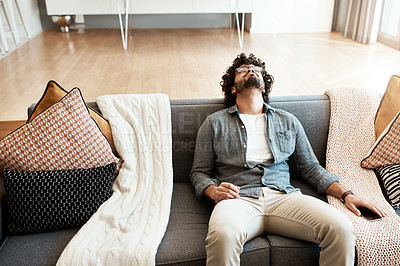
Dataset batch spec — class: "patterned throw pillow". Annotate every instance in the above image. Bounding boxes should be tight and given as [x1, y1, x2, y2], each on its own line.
[0, 88, 121, 172]
[27, 80, 118, 156]
[376, 164, 400, 208]
[361, 111, 400, 169]
[3, 163, 117, 235]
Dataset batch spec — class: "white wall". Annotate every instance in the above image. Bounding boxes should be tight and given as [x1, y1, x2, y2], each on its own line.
[18, 0, 43, 38]
[250, 0, 335, 34]
[1, 0, 42, 40]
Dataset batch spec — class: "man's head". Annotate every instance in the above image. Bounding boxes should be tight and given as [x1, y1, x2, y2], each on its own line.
[220, 53, 274, 106]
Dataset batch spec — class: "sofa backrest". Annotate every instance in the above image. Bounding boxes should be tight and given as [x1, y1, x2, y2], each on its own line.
[28, 94, 331, 185]
[168, 95, 331, 183]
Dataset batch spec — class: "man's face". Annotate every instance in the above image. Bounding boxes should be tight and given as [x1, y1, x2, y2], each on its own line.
[232, 64, 265, 94]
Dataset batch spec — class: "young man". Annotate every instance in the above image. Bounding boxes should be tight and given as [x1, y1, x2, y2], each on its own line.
[190, 53, 386, 266]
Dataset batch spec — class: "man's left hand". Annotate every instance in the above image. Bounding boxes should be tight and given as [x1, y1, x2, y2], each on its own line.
[344, 194, 387, 218]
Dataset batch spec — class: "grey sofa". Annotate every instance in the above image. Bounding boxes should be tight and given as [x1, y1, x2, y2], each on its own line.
[0, 95, 397, 265]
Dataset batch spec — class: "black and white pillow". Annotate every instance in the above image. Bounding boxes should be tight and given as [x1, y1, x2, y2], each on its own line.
[3, 162, 117, 235]
[376, 164, 400, 208]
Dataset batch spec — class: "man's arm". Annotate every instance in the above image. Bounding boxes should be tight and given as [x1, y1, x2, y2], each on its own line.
[190, 118, 220, 199]
[190, 117, 241, 203]
[290, 117, 386, 218]
[325, 181, 387, 218]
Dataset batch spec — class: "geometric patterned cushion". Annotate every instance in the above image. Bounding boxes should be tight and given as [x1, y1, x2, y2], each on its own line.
[0, 88, 122, 172]
[3, 162, 116, 235]
[27, 80, 118, 156]
[376, 164, 400, 208]
[361, 111, 400, 169]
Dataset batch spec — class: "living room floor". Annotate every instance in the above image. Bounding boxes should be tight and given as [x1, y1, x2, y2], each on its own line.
[0, 28, 399, 121]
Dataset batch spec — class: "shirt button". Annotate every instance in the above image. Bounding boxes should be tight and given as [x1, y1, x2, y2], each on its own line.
[241, 125, 245, 129]
[243, 144, 247, 148]
[244, 164, 248, 168]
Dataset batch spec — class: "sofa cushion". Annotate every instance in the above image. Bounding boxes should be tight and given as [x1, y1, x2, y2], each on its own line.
[267, 235, 320, 266]
[374, 75, 400, 139]
[155, 183, 271, 266]
[0, 88, 121, 172]
[27, 80, 117, 156]
[0, 228, 79, 266]
[3, 163, 116, 235]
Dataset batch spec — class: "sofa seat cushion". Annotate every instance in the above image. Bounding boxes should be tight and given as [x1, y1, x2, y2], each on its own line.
[156, 183, 271, 266]
[267, 235, 320, 266]
[0, 228, 78, 266]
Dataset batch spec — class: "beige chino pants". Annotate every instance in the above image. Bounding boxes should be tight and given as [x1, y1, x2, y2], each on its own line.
[206, 187, 355, 266]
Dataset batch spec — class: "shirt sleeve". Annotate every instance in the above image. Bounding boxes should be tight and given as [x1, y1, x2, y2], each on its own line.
[190, 117, 220, 199]
[291, 117, 339, 194]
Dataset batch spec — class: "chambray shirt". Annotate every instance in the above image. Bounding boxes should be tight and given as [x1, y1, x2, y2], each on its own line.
[190, 103, 339, 199]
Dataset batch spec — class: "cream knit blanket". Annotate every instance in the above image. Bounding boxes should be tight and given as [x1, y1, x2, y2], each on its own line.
[57, 94, 173, 265]
[325, 88, 400, 265]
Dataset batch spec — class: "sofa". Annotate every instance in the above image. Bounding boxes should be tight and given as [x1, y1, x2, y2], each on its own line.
[0, 94, 398, 265]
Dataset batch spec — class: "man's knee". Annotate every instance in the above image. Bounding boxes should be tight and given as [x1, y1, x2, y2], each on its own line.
[207, 221, 247, 247]
[321, 213, 355, 247]
[205, 220, 247, 265]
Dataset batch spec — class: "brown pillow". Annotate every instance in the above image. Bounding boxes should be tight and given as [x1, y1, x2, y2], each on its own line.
[374, 75, 400, 139]
[28, 81, 118, 156]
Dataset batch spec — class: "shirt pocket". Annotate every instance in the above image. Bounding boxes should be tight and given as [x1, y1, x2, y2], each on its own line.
[276, 130, 296, 154]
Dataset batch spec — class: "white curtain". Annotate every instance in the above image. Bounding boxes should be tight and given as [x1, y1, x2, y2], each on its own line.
[333, 0, 383, 44]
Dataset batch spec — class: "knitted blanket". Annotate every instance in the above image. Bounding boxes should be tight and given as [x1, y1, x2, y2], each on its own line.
[57, 94, 173, 266]
[325, 88, 400, 265]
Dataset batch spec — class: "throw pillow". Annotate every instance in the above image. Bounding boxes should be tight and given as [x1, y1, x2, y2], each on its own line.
[0, 88, 121, 172]
[376, 164, 400, 208]
[27, 80, 118, 156]
[361, 111, 400, 169]
[3, 162, 116, 235]
[374, 75, 400, 139]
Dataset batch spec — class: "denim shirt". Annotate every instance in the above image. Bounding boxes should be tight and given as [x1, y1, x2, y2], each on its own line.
[189, 103, 338, 199]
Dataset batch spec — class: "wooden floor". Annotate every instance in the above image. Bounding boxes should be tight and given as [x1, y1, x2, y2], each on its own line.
[1, 28, 400, 123]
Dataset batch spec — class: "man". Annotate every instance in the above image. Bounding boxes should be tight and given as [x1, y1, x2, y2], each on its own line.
[190, 53, 386, 266]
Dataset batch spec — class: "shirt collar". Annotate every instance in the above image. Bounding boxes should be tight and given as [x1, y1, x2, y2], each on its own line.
[228, 102, 276, 114]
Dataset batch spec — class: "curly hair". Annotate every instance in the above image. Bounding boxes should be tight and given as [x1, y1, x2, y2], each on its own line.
[220, 53, 274, 107]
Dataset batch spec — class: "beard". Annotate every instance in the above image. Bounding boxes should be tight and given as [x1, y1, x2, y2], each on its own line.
[234, 75, 264, 94]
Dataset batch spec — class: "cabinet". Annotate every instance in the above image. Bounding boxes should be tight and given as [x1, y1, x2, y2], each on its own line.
[45, 0, 119, 15]
[45, 0, 253, 15]
[192, 0, 252, 14]
[44, 0, 253, 49]
[129, 0, 192, 14]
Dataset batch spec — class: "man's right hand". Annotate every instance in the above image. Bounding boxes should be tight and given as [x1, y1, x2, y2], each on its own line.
[205, 182, 240, 203]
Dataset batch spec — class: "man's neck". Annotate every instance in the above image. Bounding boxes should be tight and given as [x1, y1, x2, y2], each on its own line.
[235, 89, 264, 115]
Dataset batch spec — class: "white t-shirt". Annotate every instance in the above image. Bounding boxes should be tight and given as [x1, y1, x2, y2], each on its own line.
[239, 113, 274, 164]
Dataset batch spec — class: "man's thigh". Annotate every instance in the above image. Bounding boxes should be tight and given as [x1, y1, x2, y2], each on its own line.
[208, 196, 266, 241]
[264, 192, 350, 243]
